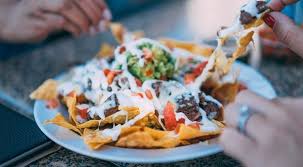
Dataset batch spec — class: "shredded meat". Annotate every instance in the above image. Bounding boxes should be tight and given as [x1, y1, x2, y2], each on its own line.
[104, 94, 119, 117]
[199, 93, 223, 121]
[240, 10, 256, 25]
[151, 81, 162, 97]
[256, 1, 268, 14]
[175, 93, 201, 121]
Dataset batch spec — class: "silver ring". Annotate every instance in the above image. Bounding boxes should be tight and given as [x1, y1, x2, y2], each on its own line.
[237, 105, 253, 136]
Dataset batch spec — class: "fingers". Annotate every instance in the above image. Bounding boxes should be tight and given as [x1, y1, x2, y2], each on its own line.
[61, 2, 90, 33]
[263, 12, 303, 57]
[235, 91, 281, 118]
[93, 0, 107, 11]
[235, 91, 293, 128]
[74, 0, 111, 34]
[31, 0, 111, 36]
[225, 103, 268, 141]
[63, 21, 81, 37]
[219, 128, 256, 163]
[39, 13, 65, 31]
[37, 0, 72, 13]
[267, 0, 298, 11]
[74, 0, 102, 26]
[93, 0, 112, 21]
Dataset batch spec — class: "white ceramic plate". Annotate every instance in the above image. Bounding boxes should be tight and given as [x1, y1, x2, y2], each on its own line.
[34, 61, 276, 164]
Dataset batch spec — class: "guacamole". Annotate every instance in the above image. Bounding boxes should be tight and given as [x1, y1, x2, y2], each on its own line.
[126, 41, 175, 82]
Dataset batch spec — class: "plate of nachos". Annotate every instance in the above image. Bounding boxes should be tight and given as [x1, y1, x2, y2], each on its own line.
[31, 0, 276, 163]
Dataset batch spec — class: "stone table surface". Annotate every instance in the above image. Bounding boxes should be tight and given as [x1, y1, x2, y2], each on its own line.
[0, 0, 302, 167]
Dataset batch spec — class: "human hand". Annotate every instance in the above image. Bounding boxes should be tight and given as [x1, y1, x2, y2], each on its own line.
[0, 0, 111, 43]
[263, 0, 303, 57]
[219, 90, 303, 167]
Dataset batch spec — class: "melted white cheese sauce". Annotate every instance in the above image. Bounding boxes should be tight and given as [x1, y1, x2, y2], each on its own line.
[218, 0, 265, 38]
[58, 38, 221, 141]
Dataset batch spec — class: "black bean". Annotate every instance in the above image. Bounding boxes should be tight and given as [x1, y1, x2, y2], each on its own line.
[87, 78, 92, 91]
[107, 86, 112, 92]
[256, 1, 268, 14]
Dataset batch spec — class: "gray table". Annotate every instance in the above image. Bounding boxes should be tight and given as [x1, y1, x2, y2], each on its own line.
[0, 1, 302, 166]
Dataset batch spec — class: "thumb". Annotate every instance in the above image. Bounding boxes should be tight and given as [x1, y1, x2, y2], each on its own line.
[263, 12, 303, 57]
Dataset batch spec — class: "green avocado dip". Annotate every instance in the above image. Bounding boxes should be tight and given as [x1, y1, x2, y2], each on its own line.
[125, 40, 175, 82]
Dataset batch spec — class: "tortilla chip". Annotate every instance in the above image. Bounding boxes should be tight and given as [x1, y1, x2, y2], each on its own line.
[244, 18, 264, 29]
[177, 124, 221, 141]
[212, 82, 240, 105]
[115, 130, 180, 148]
[120, 126, 142, 137]
[135, 113, 162, 129]
[30, 79, 58, 100]
[83, 129, 112, 150]
[144, 127, 168, 140]
[110, 23, 125, 44]
[216, 31, 254, 75]
[45, 113, 82, 135]
[107, 107, 140, 124]
[77, 107, 140, 129]
[244, 9, 270, 29]
[212, 120, 225, 128]
[159, 38, 214, 56]
[96, 43, 114, 58]
[77, 120, 100, 129]
[115, 131, 155, 148]
[64, 94, 78, 125]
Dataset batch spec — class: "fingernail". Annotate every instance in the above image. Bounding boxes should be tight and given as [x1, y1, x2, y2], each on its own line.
[98, 21, 107, 32]
[103, 9, 112, 21]
[263, 13, 276, 28]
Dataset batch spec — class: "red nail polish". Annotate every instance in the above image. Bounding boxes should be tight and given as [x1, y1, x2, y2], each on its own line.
[263, 13, 276, 28]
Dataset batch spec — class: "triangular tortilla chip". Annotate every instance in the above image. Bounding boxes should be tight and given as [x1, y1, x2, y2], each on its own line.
[30, 79, 58, 100]
[83, 129, 112, 150]
[64, 94, 78, 125]
[45, 113, 82, 135]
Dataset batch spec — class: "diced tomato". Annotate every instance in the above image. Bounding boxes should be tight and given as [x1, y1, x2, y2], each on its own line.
[188, 122, 200, 130]
[132, 92, 144, 98]
[78, 108, 88, 119]
[107, 70, 122, 84]
[145, 89, 153, 100]
[145, 69, 153, 77]
[103, 68, 110, 76]
[119, 46, 126, 54]
[238, 83, 248, 92]
[67, 91, 76, 97]
[137, 93, 144, 98]
[107, 72, 115, 84]
[177, 118, 185, 124]
[163, 102, 177, 131]
[143, 48, 153, 60]
[184, 73, 196, 84]
[135, 78, 142, 87]
[46, 99, 59, 109]
[193, 61, 208, 76]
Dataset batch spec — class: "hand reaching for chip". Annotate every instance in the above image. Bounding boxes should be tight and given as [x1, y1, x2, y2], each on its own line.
[220, 90, 303, 167]
[263, 0, 303, 57]
[0, 0, 111, 43]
